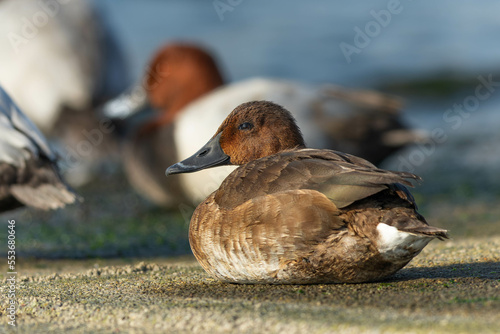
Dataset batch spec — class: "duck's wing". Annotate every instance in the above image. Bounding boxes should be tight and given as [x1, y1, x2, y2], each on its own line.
[215, 149, 419, 210]
[0, 87, 79, 211]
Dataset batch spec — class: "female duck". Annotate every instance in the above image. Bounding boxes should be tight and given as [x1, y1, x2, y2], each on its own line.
[167, 101, 448, 284]
[0, 87, 78, 212]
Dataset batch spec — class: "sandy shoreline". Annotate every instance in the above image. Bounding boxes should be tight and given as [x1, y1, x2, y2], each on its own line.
[1, 236, 499, 333]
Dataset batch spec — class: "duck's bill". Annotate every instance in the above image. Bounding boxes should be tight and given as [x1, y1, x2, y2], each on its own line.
[166, 133, 230, 175]
[100, 83, 149, 120]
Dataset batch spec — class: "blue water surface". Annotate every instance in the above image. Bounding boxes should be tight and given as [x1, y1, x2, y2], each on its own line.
[96, 0, 500, 186]
[95, 0, 500, 86]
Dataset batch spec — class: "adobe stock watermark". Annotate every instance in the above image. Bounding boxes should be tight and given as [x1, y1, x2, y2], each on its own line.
[397, 74, 500, 173]
[7, 0, 75, 54]
[340, 0, 412, 64]
[6, 219, 17, 327]
[213, 0, 244, 21]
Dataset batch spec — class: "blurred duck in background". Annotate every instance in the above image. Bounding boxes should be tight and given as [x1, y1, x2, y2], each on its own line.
[0, 0, 129, 185]
[0, 86, 79, 212]
[104, 42, 422, 208]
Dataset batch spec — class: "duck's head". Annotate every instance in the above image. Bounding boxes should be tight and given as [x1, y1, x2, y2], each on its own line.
[146, 43, 224, 116]
[166, 101, 305, 175]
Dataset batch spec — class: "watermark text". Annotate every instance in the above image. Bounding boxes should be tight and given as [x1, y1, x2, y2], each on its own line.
[340, 0, 410, 63]
[213, 0, 244, 21]
[6, 219, 17, 327]
[397, 74, 500, 173]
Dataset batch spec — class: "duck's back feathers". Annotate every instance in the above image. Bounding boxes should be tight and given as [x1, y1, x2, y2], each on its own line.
[215, 149, 419, 210]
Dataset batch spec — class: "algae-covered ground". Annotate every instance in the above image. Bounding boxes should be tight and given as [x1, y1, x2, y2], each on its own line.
[0, 171, 499, 333]
[0, 238, 499, 333]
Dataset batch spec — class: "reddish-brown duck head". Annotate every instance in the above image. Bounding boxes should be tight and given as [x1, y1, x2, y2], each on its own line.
[166, 101, 306, 175]
[144, 43, 224, 128]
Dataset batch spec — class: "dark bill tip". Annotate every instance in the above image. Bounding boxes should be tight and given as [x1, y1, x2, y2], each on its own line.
[166, 133, 230, 176]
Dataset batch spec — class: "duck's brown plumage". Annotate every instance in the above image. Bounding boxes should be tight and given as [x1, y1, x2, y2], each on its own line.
[189, 148, 446, 283]
[167, 101, 448, 284]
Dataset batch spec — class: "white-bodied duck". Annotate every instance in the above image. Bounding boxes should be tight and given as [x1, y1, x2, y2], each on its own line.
[104, 43, 419, 208]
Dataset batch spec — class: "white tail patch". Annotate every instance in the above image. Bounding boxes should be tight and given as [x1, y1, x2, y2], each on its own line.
[376, 223, 433, 261]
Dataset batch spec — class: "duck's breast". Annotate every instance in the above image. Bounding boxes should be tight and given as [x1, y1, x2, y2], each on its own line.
[189, 188, 345, 283]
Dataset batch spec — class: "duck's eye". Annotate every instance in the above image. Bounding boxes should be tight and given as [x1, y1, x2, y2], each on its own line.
[238, 122, 254, 131]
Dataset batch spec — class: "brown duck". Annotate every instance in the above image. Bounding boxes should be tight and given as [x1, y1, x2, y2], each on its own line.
[166, 101, 448, 284]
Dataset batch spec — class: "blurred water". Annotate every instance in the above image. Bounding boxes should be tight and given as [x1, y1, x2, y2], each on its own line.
[95, 0, 500, 85]
[94, 0, 500, 191]
[84, 1, 500, 195]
